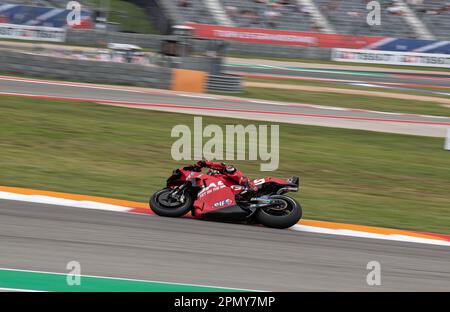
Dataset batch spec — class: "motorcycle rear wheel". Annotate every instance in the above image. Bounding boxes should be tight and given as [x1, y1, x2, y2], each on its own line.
[150, 188, 193, 217]
[255, 195, 302, 229]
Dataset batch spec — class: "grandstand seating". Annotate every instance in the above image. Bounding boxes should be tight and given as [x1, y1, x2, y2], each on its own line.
[406, 0, 450, 40]
[221, 0, 314, 31]
[315, 0, 416, 38]
[175, 0, 216, 24]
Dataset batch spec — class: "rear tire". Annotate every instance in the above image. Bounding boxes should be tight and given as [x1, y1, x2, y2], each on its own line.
[150, 188, 193, 217]
[256, 195, 302, 229]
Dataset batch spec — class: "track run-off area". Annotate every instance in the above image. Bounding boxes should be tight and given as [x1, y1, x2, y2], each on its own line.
[225, 58, 450, 89]
[0, 75, 449, 138]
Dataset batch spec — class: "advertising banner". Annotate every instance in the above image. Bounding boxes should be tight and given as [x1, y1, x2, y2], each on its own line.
[0, 23, 67, 42]
[186, 23, 450, 54]
[185, 23, 383, 49]
[332, 48, 450, 68]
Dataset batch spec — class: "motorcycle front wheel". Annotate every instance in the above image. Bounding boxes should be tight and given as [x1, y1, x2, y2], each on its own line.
[150, 188, 193, 217]
[255, 195, 302, 229]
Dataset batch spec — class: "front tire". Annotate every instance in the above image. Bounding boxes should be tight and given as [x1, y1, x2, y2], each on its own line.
[255, 195, 302, 229]
[150, 188, 193, 217]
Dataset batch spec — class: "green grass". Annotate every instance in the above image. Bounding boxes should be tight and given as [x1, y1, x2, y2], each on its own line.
[245, 76, 450, 96]
[221, 87, 450, 117]
[85, 0, 157, 34]
[0, 96, 449, 234]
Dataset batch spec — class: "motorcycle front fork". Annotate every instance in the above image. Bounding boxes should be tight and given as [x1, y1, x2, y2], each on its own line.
[169, 184, 186, 202]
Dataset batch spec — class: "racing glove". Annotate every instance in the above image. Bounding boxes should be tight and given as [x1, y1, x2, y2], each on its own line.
[195, 160, 207, 168]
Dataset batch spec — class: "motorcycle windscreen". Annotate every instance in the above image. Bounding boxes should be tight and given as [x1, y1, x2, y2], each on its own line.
[193, 186, 247, 221]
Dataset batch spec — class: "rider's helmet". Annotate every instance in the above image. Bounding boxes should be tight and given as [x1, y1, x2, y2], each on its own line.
[224, 165, 237, 174]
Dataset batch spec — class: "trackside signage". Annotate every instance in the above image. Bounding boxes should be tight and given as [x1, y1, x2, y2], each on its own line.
[0, 23, 66, 42]
[211, 29, 317, 45]
[332, 48, 450, 68]
[185, 22, 383, 49]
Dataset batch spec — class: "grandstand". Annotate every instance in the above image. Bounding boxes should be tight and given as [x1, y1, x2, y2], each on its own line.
[221, 0, 315, 31]
[0, 0, 449, 40]
[166, 0, 449, 40]
[315, 0, 416, 38]
[406, 0, 450, 40]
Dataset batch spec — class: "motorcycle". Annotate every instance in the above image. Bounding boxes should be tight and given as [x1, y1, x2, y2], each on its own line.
[149, 163, 302, 229]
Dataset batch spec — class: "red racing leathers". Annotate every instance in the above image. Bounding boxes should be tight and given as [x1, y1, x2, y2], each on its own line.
[195, 160, 253, 189]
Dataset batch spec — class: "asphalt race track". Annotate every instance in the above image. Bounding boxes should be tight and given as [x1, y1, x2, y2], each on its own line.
[0, 199, 449, 291]
[0, 77, 449, 137]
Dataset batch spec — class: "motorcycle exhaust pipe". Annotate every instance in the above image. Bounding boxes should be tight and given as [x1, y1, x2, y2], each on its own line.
[277, 187, 298, 194]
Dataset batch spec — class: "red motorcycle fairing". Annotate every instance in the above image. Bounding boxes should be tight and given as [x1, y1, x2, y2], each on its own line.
[192, 175, 247, 221]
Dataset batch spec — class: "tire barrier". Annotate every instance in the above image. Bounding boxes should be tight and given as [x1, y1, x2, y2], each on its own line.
[207, 74, 242, 93]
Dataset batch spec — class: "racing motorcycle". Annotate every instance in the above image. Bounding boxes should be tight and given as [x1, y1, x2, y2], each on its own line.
[149, 163, 302, 229]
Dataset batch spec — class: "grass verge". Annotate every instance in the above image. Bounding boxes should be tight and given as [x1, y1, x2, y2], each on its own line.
[0, 96, 449, 233]
[245, 76, 450, 96]
[221, 86, 450, 117]
[84, 0, 157, 34]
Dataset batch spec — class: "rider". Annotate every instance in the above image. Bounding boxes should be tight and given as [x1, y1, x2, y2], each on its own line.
[195, 160, 258, 194]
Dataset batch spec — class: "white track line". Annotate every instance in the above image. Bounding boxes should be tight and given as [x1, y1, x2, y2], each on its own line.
[291, 225, 450, 247]
[1, 191, 449, 247]
[1, 75, 448, 120]
[0, 191, 131, 213]
[0, 287, 45, 292]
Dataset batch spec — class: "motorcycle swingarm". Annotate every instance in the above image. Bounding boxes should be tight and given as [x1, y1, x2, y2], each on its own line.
[237, 198, 285, 217]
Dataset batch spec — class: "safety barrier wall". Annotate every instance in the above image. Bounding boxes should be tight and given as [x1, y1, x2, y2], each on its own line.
[0, 50, 242, 92]
[226, 42, 331, 59]
[66, 29, 163, 49]
[65, 29, 332, 60]
[0, 50, 172, 89]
